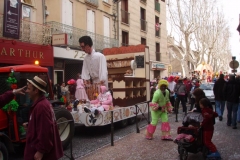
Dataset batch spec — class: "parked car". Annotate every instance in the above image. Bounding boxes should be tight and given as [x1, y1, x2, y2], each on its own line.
[200, 82, 215, 103]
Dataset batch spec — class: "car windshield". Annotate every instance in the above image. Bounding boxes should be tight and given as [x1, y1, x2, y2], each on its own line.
[200, 83, 214, 90]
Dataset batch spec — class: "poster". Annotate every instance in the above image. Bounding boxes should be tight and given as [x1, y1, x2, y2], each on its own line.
[3, 0, 21, 39]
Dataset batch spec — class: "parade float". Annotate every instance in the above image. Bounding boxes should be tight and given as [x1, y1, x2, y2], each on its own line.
[70, 45, 150, 127]
[195, 62, 213, 83]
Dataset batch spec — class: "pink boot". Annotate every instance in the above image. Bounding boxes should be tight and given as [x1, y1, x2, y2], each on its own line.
[161, 122, 173, 140]
[145, 124, 156, 140]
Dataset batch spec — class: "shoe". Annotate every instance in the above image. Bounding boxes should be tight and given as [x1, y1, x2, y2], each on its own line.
[207, 151, 220, 158]
[84, 107, 91, 113]
[233, 126, 237, 129]
[161, 135, 173, 141]
[94, 109, 99, 116]
[219, 116, 223, 121]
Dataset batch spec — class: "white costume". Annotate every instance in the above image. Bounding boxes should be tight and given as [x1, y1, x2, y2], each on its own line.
[81, 49, 108, 88]
[168, 81, 176, 97]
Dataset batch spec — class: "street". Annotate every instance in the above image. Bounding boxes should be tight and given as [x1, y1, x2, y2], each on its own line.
[9, 107, 240, 160]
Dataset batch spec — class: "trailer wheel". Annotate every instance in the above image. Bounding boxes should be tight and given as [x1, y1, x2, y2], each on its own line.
[128, 117, 136, 125]
[119, 119, 128, 128]
[54, 107, 74, 150]
[0, 142, 8, 160]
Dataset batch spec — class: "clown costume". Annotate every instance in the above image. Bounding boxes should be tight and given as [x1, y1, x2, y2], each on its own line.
[146, 79, 173, 140]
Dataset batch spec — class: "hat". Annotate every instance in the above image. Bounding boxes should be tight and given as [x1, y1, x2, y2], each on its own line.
[27, 76, 47, 93]
[158, 79, 168, 88]
[67, 79, 76, 85]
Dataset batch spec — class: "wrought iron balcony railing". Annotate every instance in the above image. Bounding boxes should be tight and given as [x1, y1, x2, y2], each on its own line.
[156, 52, 161, 61]
[85, 0, 99, 7]
[155, 1, 160, 12]
[140, 19, 147, 32]
[0, 14, 51, 45]
[46, 21, 119, 51]
[121, 9, 130, 25]
[155, 29, 160, 37]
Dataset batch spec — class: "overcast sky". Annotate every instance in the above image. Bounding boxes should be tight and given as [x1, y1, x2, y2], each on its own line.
[219, 0, 240, 59]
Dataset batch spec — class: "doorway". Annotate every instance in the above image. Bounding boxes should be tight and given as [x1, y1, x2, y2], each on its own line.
[54, 70, 64, 85]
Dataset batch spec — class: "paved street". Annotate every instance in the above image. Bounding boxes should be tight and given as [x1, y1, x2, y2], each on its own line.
[78, 110, 240, 160]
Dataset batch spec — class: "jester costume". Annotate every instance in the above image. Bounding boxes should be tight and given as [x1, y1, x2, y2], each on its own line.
[146, 79, 173, 140]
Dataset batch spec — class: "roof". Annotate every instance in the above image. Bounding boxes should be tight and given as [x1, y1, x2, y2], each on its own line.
[0, 64, 48, 73]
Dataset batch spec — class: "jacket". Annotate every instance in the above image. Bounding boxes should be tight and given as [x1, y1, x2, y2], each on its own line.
[0, 90, 14, 109]
[174, 83, 186, 95]
[223, 78, 240, 103]
[213, 78, 226, 101]
[201, 107, 218, 131]
[24, 96, 63, 160]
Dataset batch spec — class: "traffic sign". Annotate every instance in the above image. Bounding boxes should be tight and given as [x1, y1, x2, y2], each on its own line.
[229, 60, 239, 69]
[232, 69, 237, 73]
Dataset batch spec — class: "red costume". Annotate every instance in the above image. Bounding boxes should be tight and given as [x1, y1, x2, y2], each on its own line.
[0, 90, 14, 108]
[201, 107, 218, 153]
[24, 96, 63, 160]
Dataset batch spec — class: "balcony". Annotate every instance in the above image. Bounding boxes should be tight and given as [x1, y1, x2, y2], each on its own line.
[121, 10, 130, 25]
[0, 14, 51, 45]
[156, 52, 161, 61]
[85, 0, 99, 7]
[46, 21, 119, 51]
[155, 1, 160, 12]
[140, 19, 147, 32]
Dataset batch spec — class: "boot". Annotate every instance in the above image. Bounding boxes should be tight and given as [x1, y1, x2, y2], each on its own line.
[145, 124, 156, 140]
[207, 151, 220, 158]
[161, 122, 173, 140]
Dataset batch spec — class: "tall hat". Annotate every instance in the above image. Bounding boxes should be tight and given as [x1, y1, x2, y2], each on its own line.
[27, 76, 47, 93]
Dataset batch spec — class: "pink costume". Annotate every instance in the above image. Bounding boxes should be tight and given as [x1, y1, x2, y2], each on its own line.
[90, 85, 113, 111]
[174, 133, 194, 143]
[75, 78, 89, 101]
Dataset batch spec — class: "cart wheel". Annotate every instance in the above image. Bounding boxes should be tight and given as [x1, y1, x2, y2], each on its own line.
[177, 145, 181, 154]
[180, 148, 188, 160]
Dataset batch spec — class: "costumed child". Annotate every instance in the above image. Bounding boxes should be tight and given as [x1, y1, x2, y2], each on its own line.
[199, 98, 220, 158]
[145, 79, 173, 140]
[84, 85, 113, 116]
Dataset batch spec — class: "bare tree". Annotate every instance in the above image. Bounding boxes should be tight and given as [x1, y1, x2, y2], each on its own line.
[167, 0, 230, 76]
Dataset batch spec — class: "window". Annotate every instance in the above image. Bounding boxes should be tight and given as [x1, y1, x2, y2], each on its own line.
[140, 8, 147, 31]
[103, 16, 110, 48]
[62, 0, 73, 26]
[121, 0, 129, 24]
[155, 16, 160, 37]
[155, 0, 160, 12]
[103, 0, 109, 2]
[141, 37, 146, 45]
[122, 31, 129, 46]
[161, 0, 165, 2]
[156, 43, 160, 61]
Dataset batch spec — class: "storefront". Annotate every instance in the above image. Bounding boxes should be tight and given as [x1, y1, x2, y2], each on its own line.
[0, 38, 54, 77]
[53, 47, 85, 85]
[151, 61, 168, 79]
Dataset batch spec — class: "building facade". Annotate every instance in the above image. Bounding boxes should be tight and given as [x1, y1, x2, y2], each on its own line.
[45, 0, 119, 84]
[118, 0, 170, 79]
[0, 0, 53, 76]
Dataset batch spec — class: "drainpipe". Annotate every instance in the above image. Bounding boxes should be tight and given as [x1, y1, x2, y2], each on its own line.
[42, 0, 46, 24]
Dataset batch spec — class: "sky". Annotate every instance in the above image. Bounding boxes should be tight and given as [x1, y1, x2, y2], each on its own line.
[219, 0, 240, 60]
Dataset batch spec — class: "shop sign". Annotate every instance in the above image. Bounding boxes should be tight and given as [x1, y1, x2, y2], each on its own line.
[0, 39, 53, 66]
[52, 34, 68, 46]
[152, 62, 165, 70]
[3, 0, 21, 39]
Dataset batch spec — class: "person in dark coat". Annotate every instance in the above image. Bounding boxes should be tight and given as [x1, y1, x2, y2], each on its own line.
[0, 86, 26, 109]
[223, 75, 240, 129]
[24, 76, 63, 160]
[213, 74, 226, 121]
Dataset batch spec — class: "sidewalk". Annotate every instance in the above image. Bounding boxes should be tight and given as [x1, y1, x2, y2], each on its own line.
[79, 111, 240, 160]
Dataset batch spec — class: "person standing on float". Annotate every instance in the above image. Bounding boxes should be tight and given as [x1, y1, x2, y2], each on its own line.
[79, 36, 108, 88]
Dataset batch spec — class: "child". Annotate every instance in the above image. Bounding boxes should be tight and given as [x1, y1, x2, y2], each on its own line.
[199, 98, 220, 158]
